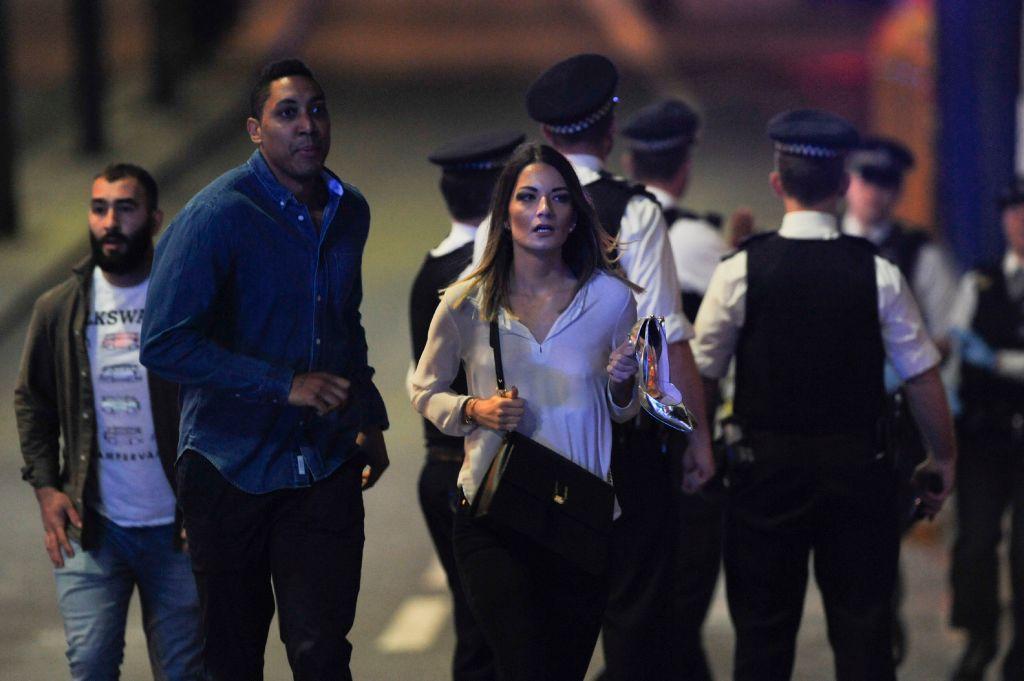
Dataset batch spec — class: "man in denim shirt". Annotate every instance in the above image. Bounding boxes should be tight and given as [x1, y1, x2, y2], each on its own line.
[141, 59, 389, 681]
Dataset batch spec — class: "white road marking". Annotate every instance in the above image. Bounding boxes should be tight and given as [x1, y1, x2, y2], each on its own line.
[376, 594, 452, 653]
[421, 554, 448, 592]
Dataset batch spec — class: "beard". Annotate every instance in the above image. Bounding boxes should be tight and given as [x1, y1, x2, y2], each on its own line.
[90, 218, 155, 275]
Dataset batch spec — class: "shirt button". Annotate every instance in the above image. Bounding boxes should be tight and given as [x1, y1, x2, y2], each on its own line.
[315, 338, 321, 345]
[80, 370, 87, 378]
[280, 200, 285, 207]
[298, 215, 305, 222]
[81, 411, 89, 419]
[79, 454, 86, 461]
[317, 295, 323, 302]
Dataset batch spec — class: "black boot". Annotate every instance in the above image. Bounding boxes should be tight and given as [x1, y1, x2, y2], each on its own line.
[952, 633, 999, 681]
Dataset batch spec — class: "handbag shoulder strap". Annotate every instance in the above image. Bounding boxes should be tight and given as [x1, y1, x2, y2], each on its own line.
[488, 318, 506, 392]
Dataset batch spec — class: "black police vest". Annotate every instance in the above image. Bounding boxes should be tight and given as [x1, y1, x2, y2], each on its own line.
[585, 171, 655, 239]
[734, 233, 885, 434]
[876, 221, 930, 284]
[959, 264, 1024, 435]
[409, 242, 474, 450]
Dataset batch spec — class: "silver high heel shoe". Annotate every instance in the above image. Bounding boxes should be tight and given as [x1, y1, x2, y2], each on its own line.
[629, 316, 697, 433]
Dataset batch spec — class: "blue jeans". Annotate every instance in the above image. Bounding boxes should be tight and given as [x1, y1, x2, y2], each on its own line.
[54, 517, 202, 681]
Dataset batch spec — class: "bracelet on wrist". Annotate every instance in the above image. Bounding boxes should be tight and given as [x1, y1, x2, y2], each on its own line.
[461, 398, 476, 425]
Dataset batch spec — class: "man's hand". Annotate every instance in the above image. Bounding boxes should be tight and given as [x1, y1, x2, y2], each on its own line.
[912, 456, 955, 519]
[466, 388, 525, 431]
[35, 487, 81, 568]
[681, 436, 716, 494]
[358, 427, 389, 490]
[289, 372, 351, 416]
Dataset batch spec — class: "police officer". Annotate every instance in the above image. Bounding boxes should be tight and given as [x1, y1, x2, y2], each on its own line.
[843, 135, 960, 665]
[620, 98, 727, 681]
[463, 53, 715, 680]
[693, 110, 957, 681]
[409, 130, 524, 681]
[621, 98, 727, 321]
[843, 136, 958, 340]
[946, 178, 1024, 681]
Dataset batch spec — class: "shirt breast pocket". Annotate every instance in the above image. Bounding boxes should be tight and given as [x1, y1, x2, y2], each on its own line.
[326, 249, 359, 308]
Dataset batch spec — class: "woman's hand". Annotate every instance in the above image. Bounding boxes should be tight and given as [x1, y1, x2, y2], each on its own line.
[607, 340, 639, 406]
[467, 387, 526, 431]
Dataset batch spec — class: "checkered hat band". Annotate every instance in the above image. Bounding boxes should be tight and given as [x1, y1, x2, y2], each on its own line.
[774, 142, 841, 158]
[448, 159, 504, 170]
[544, 97, 618, 135]
[627, 135, 690, 152]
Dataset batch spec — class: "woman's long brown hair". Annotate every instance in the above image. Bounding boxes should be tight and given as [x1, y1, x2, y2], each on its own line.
[459, 142, 641, 320]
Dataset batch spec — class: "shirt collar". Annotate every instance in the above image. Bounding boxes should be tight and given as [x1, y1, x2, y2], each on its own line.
[565, 153, 604, 184]
[779, 211, 841, 240]
[247, 150, 344, 209]
[841, 213, 892, 245]
[645, 185, 675, 211]
[429, 221, 479, 257]
[1004, 250, 1024, 277]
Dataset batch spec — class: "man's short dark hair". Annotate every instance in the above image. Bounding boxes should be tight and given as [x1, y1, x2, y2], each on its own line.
[629, 146, 690, 183]
[96, 163, 159, 210]
[776, 152, 846, 205]
[249, 59, 320, 119]
[440, 171, 501, 222]
[547, 113, 614, 149]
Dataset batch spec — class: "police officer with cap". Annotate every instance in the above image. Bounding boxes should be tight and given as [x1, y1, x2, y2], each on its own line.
[621, 98, 727, 322]
[693, 109, 956, 681]
[946, 177, 1024, 681]
[843, 136, 958, 341]
[463, 52, 715, 681]
[409, 129, 524, 681]
[620, 97, 726, 681]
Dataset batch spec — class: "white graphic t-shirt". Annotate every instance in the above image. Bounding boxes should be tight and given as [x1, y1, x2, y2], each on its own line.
[86, 269, 175, 526]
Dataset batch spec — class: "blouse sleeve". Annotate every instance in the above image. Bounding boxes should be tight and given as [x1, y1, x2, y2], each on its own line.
[411, 297, 476, 436]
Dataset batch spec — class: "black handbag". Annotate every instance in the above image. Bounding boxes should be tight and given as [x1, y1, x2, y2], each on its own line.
[471, 319, 615, 576]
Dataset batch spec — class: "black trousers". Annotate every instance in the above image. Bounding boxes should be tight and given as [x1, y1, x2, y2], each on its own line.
[176, 451, 365, 681]
[950, 434, 1024, 678]
[452, 503, 606, 681]
[724, 430, 900, 681]
[600, 420, 678, 681]
[418, 454, 495, 681]
[668, 479, 724, 680]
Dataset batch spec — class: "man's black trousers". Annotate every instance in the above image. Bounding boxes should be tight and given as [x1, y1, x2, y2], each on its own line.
[600, 420, 678, 681]
[723, 430, 901, 681]
[418, 454, 495, 681]
[176, 451, 365, 681]
[950, 433, 1024, 679]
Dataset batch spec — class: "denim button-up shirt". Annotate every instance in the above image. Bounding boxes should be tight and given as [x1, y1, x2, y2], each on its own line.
[141, 150, 388, 493]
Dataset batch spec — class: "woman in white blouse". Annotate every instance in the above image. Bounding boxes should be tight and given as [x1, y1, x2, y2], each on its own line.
[412, 143, 641, 680]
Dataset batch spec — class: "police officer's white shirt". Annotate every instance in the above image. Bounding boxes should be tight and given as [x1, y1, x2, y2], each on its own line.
[842, 214, 959, 338]
[467, 153, 692, 343]
[406, 221, 481, 401]
[693, 211, 941, 381]
[948, 250, 1024, 382]
[647, 185, 728, 296]
[430, 220, 478, 258]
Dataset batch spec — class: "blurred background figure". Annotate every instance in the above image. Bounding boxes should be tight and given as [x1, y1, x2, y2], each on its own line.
[946, 179, 1024, 681]
[620, 97, 726, 681]
[843, 136, 958, 345]
[408, 129, 525, 681]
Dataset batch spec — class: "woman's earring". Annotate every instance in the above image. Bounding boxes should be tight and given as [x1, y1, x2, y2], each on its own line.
[503, 220, 511, 231]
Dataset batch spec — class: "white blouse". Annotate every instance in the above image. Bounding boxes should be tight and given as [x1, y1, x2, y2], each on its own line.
[411, 271, 639, 504]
